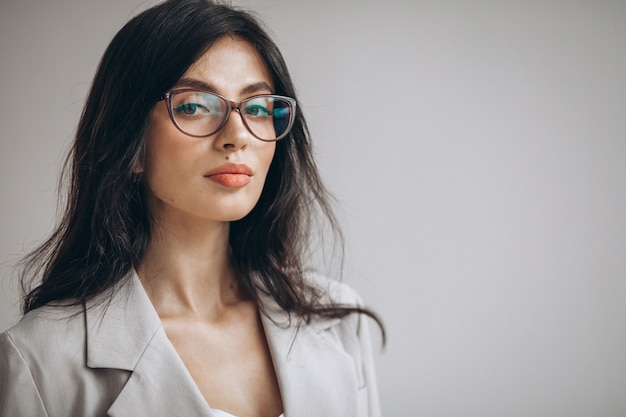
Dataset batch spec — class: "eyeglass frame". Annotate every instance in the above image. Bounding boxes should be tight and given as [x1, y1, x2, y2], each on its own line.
[157, 88, 297, 142]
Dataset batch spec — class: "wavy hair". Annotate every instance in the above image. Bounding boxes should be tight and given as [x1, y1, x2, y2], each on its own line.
[20, 0, 384, 342]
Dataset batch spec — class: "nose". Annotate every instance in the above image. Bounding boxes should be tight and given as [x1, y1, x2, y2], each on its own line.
[213, 108, 249, 152]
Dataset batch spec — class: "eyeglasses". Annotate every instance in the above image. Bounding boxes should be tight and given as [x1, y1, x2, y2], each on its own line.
[158, 89, 296, 141]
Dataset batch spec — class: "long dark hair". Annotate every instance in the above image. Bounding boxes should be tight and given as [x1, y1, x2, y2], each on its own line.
[20, 0, 384, 342]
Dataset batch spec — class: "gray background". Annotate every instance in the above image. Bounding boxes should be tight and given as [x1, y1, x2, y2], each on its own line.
[1, 1, 626, 416]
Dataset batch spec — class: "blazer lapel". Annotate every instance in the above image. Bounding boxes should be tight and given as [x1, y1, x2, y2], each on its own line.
[106, 325, 214, 417]
[85, 271, 215, 417]
[86, 271, 360, 417]
[259, 293, 359, 417]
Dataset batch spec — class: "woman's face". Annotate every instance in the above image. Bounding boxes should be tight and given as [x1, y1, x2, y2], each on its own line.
[141, 36, 277, 225]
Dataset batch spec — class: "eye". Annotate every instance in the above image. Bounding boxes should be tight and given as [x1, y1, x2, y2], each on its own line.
[171, 92, 221, 118]
[175, 103, 202, 115]
[245, 104, 271, 118]
[173, 101, 211, 117]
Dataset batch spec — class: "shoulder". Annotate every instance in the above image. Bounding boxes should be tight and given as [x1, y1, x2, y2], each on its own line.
[301, 273, 375, 345]
[3, 304, 85, 351]
[305, 272, 364, 307]
[0, 292, 137, 416]
[1, 304, 87, 375]
[0, 305, 89, 416]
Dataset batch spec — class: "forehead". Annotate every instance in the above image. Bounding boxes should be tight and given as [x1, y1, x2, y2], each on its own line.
[182, 36, 274, 94]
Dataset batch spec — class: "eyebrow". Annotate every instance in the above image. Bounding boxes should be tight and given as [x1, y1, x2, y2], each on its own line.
[173, 78, 274, 96]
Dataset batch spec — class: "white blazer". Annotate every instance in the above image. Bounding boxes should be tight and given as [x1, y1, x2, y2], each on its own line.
[0, 271, 381, 417]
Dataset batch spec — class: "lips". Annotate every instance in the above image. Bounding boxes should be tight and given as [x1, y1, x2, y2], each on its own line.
[204, 163, 254, 188]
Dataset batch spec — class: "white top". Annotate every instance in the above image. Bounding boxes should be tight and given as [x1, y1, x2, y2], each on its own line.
[211, 408, 284, 417]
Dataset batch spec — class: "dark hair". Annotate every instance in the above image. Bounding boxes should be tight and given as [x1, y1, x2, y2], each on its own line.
[20, 0, 384, 342]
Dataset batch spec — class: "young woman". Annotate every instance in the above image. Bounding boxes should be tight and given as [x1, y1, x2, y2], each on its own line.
[0, 1, 383, 416]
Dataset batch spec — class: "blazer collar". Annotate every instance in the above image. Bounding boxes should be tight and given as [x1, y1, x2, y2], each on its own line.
[85, 271, 359, 417]
[86, 271, 213, 417]
[85, 271, 160, 371]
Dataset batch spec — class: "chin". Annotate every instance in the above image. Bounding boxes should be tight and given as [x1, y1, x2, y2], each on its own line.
[208, 204, 257, 223]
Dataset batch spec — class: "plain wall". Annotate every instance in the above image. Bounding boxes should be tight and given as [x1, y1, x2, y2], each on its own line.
[1, 1, 625, 416]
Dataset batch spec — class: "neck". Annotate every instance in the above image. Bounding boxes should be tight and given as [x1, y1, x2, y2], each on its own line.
[137, 207, 248, 320]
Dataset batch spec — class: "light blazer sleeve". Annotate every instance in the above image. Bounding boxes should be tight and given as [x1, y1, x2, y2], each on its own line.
[343, 291, 382, 417]
[357, 306, 382, 416]
[260, 275, 383, 417]
[317, 278, 383, 417]
[0, 332, 49, 417]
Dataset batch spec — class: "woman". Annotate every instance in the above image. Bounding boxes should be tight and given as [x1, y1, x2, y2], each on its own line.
[0, 1, 383, 416]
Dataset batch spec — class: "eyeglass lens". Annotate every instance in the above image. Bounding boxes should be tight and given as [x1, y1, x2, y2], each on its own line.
[169, 91, 294, 140]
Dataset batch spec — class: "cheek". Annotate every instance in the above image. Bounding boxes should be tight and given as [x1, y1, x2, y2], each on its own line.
[141, 119, 189, 196]
[259, 142, 277, 173]
[253, 143, 277, 189]
[143, 108, 193, 172]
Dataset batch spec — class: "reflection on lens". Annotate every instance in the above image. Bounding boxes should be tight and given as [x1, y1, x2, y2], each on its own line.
[272, 105, 291, 139]
[244, 97, 279, 140]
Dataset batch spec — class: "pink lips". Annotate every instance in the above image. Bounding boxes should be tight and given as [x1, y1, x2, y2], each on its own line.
[204, 163, 254, 188]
